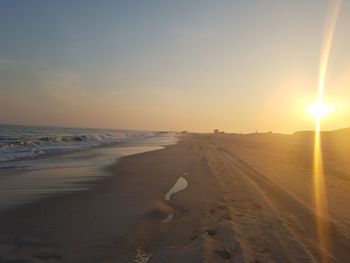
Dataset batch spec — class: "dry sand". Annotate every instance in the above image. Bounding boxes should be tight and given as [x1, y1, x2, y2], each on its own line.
[1, 132, 350, 262]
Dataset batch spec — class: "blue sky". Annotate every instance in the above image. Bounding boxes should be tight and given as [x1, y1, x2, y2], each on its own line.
[1, 0, 349, 132]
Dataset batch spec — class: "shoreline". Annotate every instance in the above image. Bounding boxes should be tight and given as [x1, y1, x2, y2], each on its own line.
[0, 138, 191, 262]
[0, 134, 178, 212]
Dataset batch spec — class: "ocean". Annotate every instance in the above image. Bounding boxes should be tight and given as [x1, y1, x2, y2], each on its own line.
[0, 124, 177, 210]
[0, 124, 175, 164]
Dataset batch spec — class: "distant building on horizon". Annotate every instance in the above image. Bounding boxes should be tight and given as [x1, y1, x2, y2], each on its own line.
[214, 129, 219, 134]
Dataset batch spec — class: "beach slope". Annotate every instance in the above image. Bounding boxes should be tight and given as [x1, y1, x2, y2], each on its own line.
[1, 133, 350, 262]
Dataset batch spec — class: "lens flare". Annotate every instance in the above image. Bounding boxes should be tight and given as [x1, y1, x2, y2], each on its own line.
[308, 102, 334, 118]
[312, 1, 341, 262]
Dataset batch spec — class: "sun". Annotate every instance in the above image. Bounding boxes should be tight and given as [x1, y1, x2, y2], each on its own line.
[308, 101, 334, 119]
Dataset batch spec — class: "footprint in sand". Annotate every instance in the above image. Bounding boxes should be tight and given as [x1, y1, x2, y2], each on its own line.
[133, 248, 153, 263]
[206, 228, 218, 236]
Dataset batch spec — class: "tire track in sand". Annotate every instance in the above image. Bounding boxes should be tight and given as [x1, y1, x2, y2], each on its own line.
[203, 142, 316, 263]
[211, 143, 350, 262]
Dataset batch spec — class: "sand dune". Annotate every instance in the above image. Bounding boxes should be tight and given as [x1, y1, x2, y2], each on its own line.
[1, 132, 350, 262]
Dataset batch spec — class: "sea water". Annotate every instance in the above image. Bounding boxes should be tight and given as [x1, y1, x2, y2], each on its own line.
[0, 124, 178, 210]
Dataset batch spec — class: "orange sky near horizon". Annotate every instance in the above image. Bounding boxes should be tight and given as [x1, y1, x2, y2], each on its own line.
[1, 1, 350, 133]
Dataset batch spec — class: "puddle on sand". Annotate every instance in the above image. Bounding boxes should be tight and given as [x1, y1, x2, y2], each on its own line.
[164, 176, 188, 201]
[135, 175, 189, 261]
[162, 174, 189, 224]
[161, 214, 174, 224]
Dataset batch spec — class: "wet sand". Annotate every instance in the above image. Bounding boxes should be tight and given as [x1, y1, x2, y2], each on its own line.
[1, 132, 350, 262]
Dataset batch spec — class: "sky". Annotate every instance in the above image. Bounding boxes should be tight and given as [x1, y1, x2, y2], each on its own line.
[1, 0, 350, 133]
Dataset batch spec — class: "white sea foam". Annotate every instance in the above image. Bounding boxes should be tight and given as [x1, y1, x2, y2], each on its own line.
[0, 126, 178, 211]
[0, 125, 176, 165]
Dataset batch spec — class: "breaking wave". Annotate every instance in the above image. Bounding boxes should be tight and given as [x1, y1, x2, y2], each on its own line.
[0, 125, 168, 162]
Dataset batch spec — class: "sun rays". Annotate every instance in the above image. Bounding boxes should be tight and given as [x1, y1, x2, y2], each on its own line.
[312, 1, 342, 262]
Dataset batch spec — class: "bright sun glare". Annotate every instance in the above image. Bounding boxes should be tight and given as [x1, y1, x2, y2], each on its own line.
[308, 102, 334, 118]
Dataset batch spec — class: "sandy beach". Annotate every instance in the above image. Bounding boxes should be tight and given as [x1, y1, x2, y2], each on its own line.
[1, 132, 350, 262]
[2, 1, 350, 262]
